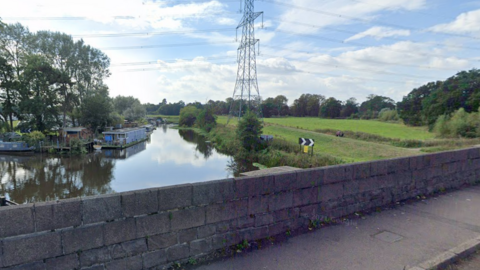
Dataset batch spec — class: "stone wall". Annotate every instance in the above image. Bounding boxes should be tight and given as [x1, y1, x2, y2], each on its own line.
[1, 147, 480, 269]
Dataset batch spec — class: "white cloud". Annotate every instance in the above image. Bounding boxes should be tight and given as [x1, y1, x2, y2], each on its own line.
[429, 9, 480, 35]
[345, 26, 410, 42]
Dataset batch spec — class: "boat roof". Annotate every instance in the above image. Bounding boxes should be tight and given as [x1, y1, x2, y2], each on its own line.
[102, 127, 146, 134]
[62, 127, 88, 132]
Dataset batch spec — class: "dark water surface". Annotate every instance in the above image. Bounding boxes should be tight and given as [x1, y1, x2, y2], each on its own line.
[0, 126, 248, 204]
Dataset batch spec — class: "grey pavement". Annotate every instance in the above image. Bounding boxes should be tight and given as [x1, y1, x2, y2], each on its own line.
[196, 185, 480, 270]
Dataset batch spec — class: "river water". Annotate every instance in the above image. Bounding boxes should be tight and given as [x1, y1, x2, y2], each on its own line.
[0, 126, 253, 204]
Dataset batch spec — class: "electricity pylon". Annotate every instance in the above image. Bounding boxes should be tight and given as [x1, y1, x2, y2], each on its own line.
[227, 0, 263, 123]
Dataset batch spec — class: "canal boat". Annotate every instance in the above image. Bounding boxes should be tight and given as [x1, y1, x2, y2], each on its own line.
[0, 141, 35, 153]
[142, 124, 155, 136]
[93, 140, 102, 151]
[102, 127, 147, 149]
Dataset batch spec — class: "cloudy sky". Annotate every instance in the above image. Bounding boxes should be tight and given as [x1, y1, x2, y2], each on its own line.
[1, 0, 479, 105]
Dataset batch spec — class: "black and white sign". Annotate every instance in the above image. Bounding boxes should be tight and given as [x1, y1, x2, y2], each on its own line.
[298, 138, 315, 146]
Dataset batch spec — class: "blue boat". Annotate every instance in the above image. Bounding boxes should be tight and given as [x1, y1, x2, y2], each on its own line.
[0, 141, 35, 153]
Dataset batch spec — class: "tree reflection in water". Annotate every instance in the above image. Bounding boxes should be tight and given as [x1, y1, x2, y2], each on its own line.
[178, 129, 213, 159]
[0, 153, 115, 204]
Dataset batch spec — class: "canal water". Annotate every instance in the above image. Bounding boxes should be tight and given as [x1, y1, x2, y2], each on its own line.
[0, 126, 253, 204]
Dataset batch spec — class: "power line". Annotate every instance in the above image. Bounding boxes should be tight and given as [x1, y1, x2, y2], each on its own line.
[110, 55, 235, 67]
[115, 60, 236, 72]
[72, 28, 234, 38]
[262, 0, 480, 41]
[99, 41, 235, 50]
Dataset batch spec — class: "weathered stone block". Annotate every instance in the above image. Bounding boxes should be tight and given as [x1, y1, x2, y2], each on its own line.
[467, 148, 480, 159]
[343, 180, 359, 196]
[35, 198, 82, 232]
[386, 157, 410, 174]
[269, 191, 293, 211]
[324, 165, 350, 184]
[148, 232, 177, 251]
[0, 204, 34, 238]
[318, 183, 343, 202]
[273, 172, 297, 192]
[206, 200, 247, 224]
[353, 162, 371, 179]
[197, 225, 216, 238]
[234, 175, 274, 198]
[45, 254, 79, 270]
[193, 179, 234, 205]
[110, 239, 147, 259]
[255, 213, 274, 227]
[239, 226, 268, 241]
[370, 160, 388, 176]
[80, 247, 111, 267]
[83, 194, 122, 224]
[62, 223, 104, 254]
[273, 208, 298, 222]
[3, 232, 62, 267]
[122, 189, 158, 217]
[166, 244, 190, 262]
[104, 218, 136, 245]
[170, 207, 205, 231]
[268, 220, 291, 236]
[143, 250, 167, 269]
[3, 261, 46, 270]
[211, 232, 239, 249]
[158, 184, 192, 211]
[190, 238, 212, 255]
[136, 213, 170, 237]
[178, 228, 197, 243]
[248, 195, 269, 215]
[81, 265, 105, 270]
[293, 187, 318, 207]
[295, 168, 324, 188]
[105, 255, 143, 270]
[299, 204, 319, 220]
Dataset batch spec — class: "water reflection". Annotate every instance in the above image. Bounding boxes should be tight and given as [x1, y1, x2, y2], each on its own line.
[0, 126, 253, 203]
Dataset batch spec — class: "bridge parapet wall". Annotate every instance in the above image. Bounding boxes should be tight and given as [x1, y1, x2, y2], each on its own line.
[1, 147, 480, 269]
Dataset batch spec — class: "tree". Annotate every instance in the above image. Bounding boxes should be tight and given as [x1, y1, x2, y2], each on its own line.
[320, 97, 342, 118]
[123, 102, 146, 122]
[341, 97, 359, 118]
[196, 107, 217, 132]
[291, 94, 325, 117]
[397, 81, 440, 126]
[261, 97, 276, 118]
[179, 106, 199, 127]
[80, 87, 113, 133]
[236, 109, 263, 151]
[359, 95, 395, 118]
[273, 95, 289, 116]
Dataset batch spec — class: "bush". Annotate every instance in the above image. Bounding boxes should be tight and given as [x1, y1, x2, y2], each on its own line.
[179, 106, 199, 127]
[236, 110, 263, 152]
[433, 108, 480, 138]
[69, 138, 87, 155]
[378, 108, 399, 122]
[196, 107, 217, 132]
[22, 131, 45, 147]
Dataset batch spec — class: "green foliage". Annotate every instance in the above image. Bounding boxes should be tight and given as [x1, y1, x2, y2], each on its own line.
[319, 97, 342, 118]
[378, 108, 399, 122]
[80, 88, 113, 132]
[236, 110, 263, 152]
[69, 138, 87, 155]
[22, 131, 45, 147]
[179, 105, 200, 127]
[433, 108, 480, 138]
[359, 95, 395, 119]
[195, 107, 217, 132]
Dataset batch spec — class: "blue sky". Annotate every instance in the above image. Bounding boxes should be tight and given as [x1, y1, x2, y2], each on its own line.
[1, 0, 479, 105]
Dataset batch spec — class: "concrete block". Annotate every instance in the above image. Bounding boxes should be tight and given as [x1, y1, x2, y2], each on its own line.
[268, 220, 291, 236]
[370, 160, 388, 176]
[376, 174, 395, 189]
[255, 213, 274, 227]
[0, 204, 34, 238]
[148, 232, 177, 251]
[358, 177, 381, 193]
[343, 180, 359, 196]
[110, 238, 147, 259]
[418, 251, 457, 270]
[122, 189, 158, 218]
[45, 254, 79, 270]
[467, 147, 480, 159]
[81, 265, 105, 270]
[143, 250, 167, 268]
[324, 165, 350, 184]
[142, 250, 167, 269]
[136, 213, 170, 237]
[166, 244, 190, 262]
[83, 194, 122, 224]
[3, 261, 46, 270]
[386, 157, 410, 174]
[178, 228, 197, 244]
[3, 232, 62, 267]
[197, 225, 216, 238]
[353, 162, 371, 179]
[295, 168, 323, 188]
[273, 208, 299, 222]
[239, 226, 268, 241]
[62, 223, 104, 254]
[104, 218, 137, 245]
[80, 247, 111, 267]
[190, 239, 212, 256]
[170, 207, 205, 230]
[449, 238, 480, 257]
[193, 179, 234, 205]
[293, 187, 318, 207]
[318, 183, 343, 202]
[105, 255, 143, 270]
[412, 168, 428, 182]
[410, 155, 427, 170]
[234, 215, 255, 229]
[299, 204, 319, 220]
[35, 198, 82, 232]
[269, 191, 293, 211]
[211, 232, 239, 249]
[248, 195, 269, 215]
[452, 149, 468, 162]
[273, 172, 297, 192]
[234, 175, 274, 198]
[216, 222, 231, 233]
[206, 200, 248, 224]
[158, 183, 192, 211]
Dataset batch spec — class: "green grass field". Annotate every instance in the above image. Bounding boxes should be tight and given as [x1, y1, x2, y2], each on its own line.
[264, 117, 434, 140]
[216, 116, 422, 162]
